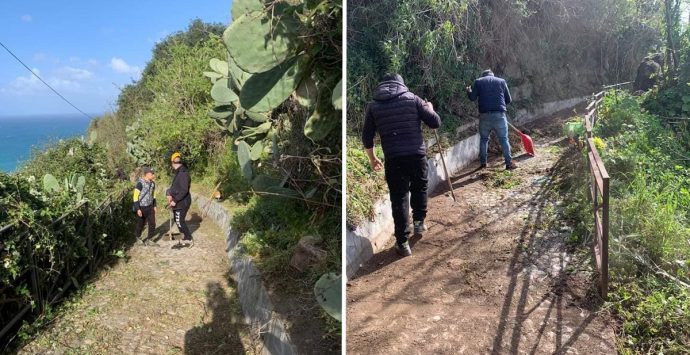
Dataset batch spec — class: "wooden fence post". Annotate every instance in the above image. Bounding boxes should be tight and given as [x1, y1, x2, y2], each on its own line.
[85, 201, 94, 275]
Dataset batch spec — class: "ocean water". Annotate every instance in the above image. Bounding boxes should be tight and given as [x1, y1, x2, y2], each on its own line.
[0, 115, 93, 173]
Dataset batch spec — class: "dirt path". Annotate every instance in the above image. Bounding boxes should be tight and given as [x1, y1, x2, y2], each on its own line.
[347, 110, 617, 354]
[19, 207, 257, 355]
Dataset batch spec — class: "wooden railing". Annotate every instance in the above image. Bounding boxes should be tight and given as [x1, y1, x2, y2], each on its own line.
[582, 82, 630, 298]
[0, 189, 131, 344]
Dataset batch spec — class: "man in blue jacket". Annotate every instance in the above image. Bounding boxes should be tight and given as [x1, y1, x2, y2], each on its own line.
[362, 73, 441, 256]
[466, 69, 518, 170]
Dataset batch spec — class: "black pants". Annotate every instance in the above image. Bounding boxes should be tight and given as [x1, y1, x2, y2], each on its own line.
[385, 155, 428, 245]
[135, 205, 156, 240]
[174, 207, 193, 240]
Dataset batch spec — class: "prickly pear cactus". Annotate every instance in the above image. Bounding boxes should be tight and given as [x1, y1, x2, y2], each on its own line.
[223, 10, 300, 74]
[314, 272, 342, 321]
[42, 174, 60, 193]
[75, 175, 86, 201]
[206, 0, 341, 187]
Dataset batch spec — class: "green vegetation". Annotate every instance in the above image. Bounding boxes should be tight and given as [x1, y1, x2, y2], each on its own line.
[485, 170, 521, 189]
[0, 139, 133, 349]
[346, 0, 659, 226]
[563, 88, 690, 352]
[345, 141, 386, 226]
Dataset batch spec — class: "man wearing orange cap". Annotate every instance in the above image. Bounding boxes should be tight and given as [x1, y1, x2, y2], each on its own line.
[166, 152, 193, 246]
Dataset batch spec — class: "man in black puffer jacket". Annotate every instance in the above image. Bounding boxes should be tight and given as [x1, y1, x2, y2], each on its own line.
[166, 152, 193, 247]
[362, 73, 441, 256]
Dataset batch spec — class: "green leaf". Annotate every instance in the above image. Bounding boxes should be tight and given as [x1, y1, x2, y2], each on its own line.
[332, 78, 342, 110]
[203, 71, 225, 80]
[211, 79, 239, 104]
[250, 140, 264, 160]
[224, 11, 301, 73]
[245, 110, 268, 122]
[42, 174, 60, 193]
[209, 58, 229, 75]
[237, 140, 253, 180]
[314, 272, 342, 321]
[232, 0, 265, 20]
[209, 106, 233, 119]
[304, 109, 338, 142]
[239, 56, 305, 112]
[295, 76, 318, 107]
[228, 56, 251, 92]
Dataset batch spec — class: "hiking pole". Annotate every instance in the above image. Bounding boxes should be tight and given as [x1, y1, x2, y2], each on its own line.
[433, 129, 457, 202]
[166, 204, 180, 241]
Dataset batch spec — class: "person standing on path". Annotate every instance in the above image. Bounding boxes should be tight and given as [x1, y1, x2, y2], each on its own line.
[466, 69, 518, 170]
[133, 167, 158, 245]
[166, 152, 194, 247]
[362, 73, 441, 256]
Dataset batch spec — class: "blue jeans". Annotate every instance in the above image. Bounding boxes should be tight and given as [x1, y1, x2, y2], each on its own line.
[479, 112, 512, 167]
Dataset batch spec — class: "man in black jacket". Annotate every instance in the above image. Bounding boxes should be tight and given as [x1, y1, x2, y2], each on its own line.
[466, 69, 517, 170]
[166, 152, 193, 247]
[362, 73, 441, 256]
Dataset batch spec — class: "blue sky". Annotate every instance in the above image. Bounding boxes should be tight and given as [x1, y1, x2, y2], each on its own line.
[0, 1, 232, 116]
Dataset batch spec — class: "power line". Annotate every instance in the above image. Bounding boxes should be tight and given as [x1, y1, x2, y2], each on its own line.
[0, 40, 93, 120]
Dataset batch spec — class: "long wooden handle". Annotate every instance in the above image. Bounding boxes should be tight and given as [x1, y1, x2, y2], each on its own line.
[507, 121, 520, 133]
[434, 130, 457, 202]
[201, 181, 222, 218]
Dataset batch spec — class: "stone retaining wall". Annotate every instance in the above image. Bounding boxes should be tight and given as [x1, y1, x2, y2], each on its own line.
[193, 193, 297, 355]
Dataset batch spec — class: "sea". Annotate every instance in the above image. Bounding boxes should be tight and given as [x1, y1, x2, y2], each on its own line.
[0, 114, 93, 173]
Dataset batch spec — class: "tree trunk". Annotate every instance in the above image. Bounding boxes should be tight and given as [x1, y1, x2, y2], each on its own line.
[664, 0, 679, 73]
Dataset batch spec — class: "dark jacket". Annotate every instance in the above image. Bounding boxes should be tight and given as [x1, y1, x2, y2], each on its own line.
[362, 80, 441, 159]
[167, 165, 191, 210]
[467, 72, 512, 113]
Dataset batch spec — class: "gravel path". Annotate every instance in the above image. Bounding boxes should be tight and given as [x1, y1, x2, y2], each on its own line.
[19, 208, 257, 355]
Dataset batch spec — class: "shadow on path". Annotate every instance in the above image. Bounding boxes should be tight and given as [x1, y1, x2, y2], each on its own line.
[184, 275, 247, 355]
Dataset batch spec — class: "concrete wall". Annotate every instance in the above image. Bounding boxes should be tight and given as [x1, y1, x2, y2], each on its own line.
[193, 194, 297, 355]
[346, 96, 587, 279]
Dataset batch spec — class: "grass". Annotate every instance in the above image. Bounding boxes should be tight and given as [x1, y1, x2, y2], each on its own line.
[560, 91, 690, 353]
[345, 139, 387, 227]
[485, 170, 521, 189]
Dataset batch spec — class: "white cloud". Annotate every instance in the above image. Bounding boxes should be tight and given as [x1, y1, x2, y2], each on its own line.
[3, 68, 43, 95]
[20, 15, 32, 22]
[1, 66, 95, 96]
[55, 66, 93, 80]
[109, 57, 140, 77]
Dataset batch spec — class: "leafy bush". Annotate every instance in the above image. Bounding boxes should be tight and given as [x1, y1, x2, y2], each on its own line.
[567, 90, 690, 352]
[0, 171, 132, 348]
[125, 34, 227, 174]
[231, 195, 340, 277]
[19, 139, 112, 201]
